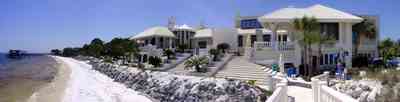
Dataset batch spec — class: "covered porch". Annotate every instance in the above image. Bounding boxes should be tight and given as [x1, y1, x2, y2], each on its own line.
[254, 4, 364, 73]
[131, 26, 176, 49]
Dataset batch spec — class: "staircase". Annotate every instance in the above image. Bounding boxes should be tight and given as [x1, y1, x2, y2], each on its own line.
[214, 56, 273, 86]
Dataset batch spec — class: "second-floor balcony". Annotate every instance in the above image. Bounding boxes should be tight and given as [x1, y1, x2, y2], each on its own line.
[254, 41, 295, 51]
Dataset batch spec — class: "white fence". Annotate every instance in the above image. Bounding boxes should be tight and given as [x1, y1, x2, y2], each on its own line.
[266, 76, 288, 102]
[311, 72, 358, 102]
[254, 41, 295, 51]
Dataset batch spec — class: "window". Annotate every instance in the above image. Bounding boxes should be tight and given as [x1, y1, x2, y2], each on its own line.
[282, 35, 288, 42]
[329, 54, 334, 65]
[159, 37, 164, 48]
[198, 41, 207, 48]
[277, 35, 281, 41]
[240, 19, 263, 29]
[320, 54, 324, 65]
[238, 35, 243, 47]
[263, 35, 271, 42]
[324, 54, 329, 65]
[334, 54, 338, 64]
[320, 23, 339, 40]
[151, 38, 156, 45]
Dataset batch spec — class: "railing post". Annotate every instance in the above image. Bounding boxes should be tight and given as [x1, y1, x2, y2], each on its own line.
[319, 81, 327, 102]
[266, 74, 273, 90]
[281, 80, 288, 102]
[311, 78, 320, 102]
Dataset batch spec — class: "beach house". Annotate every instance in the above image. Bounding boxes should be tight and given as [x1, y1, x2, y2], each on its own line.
[130, 4, 379, 72]
[237, 4, 378, 70]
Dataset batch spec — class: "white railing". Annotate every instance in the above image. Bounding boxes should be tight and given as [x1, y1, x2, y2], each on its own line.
[277, 42, 295, 51]
[254, 41, 272, 48]
[193, 48, 209, 56]
[320, 86, 358, 102]
[266, 76, 288, 102]
[311, 72, 358, 102]
[254, 41, 294, 51]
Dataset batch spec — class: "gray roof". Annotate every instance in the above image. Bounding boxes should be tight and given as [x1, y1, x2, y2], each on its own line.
[130, 26, 175, 39]
[194, 28, 212, 38]
[259, 4, 363, 23]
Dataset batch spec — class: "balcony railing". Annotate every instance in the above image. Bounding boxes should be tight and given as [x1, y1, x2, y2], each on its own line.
[254, 41, 295, 51]
[311, 72, 357, 102]
[266, 76, 288, 102]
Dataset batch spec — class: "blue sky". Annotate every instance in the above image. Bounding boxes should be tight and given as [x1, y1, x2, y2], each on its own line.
[0, 0, 399, 53]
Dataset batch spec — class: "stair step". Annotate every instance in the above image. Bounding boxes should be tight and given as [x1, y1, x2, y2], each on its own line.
[215, 76, 269, 85]
[215, 75, 268, 80]
[221, 67, 264, 70]
[216, 71, 269, 75]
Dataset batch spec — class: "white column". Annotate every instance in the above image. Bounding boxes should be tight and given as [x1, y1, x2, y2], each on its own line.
[169, 38, 173, 49]
[270, 23, 279, 50]
[155, 36, 159, 48]
[177, 32, 180, 44]
[344, 23, 353, 67]
[266, 74, 273, 90]
[183, 31, 187, 44]
[245, 33, 252, 59]
[256, 29, 263, 42]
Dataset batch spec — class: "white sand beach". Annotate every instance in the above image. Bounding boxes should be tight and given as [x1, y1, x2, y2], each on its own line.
[27, 56, 71, 102]
[47, 56, 152, 102]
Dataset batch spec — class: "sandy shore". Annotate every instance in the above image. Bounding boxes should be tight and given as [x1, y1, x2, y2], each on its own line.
[0, 55, 63, 102]
[1, 56, 152, 102]
[27, 56, 71, 102]
[54, 56, 152, 102]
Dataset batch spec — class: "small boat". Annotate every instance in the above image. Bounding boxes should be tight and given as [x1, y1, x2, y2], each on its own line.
[7, 50, 27, 59]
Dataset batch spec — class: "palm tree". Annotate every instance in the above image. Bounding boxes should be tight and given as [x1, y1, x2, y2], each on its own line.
[379, 38, 396, 66]
[163, 49, 175, 59]
[353, 19, 376, 56]
[184, 56, 209, 72]
[292, 16, 321, 78]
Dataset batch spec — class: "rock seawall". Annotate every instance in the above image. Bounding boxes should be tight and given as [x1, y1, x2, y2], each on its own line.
[82, 57, 267, 102]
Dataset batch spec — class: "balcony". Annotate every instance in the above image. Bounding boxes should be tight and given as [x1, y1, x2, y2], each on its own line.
[254, 41, 295, 51]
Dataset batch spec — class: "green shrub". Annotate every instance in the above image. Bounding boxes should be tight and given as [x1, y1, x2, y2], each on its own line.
[247, 80, 257, 86]
[62, 47, 80, 57]
[163, 49, 175, 59]
[217, 43, 230, 53]
[103, 57, 113, 63]
[148, 56, 162, 67]
[184, 56, 209, 72]
[209, 48, 221, 61]
[177, 44, 189, 53]
[50, 49, 62, 56]
[264, 90, 273, 96]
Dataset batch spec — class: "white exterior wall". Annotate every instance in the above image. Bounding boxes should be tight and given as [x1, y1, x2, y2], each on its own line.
[212, 28, 239, 50]
[339, 22, 354, 67]
[246, 21, 358, 68]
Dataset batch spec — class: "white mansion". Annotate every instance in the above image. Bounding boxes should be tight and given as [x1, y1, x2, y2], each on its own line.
[130, 4, 379, 70]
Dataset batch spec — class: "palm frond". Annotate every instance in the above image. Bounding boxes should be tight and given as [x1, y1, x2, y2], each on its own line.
[353, 19, 377, 39]
[184, 56, 209, 68]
